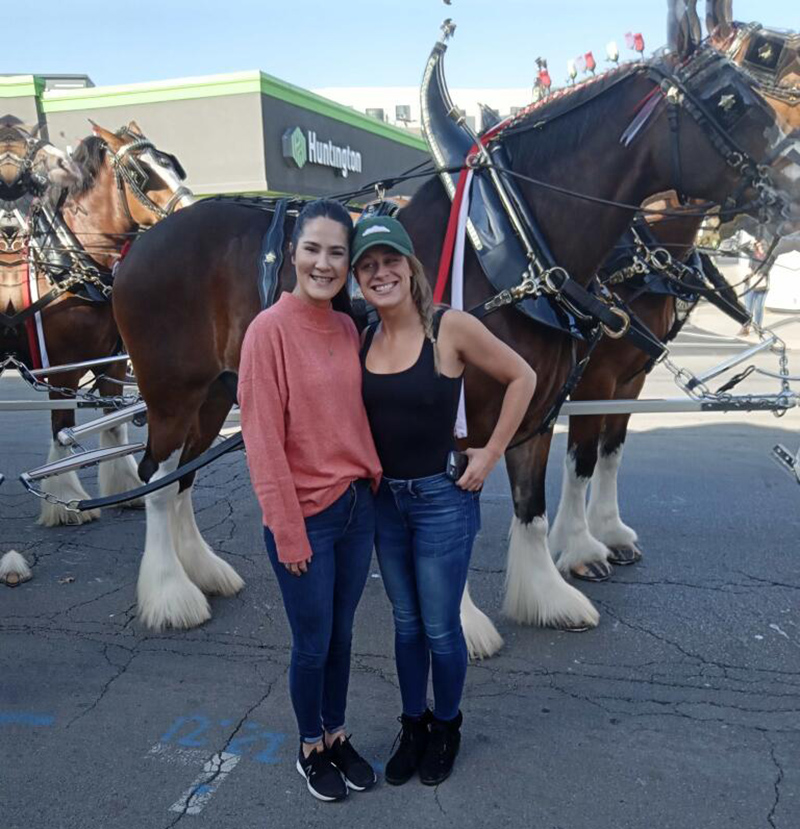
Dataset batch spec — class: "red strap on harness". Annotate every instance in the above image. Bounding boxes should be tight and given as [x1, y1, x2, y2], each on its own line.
[433, 148, 476, 304]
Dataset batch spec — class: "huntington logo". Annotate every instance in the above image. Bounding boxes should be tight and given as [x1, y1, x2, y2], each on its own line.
[282, 127, 307, 170]
[281, 127, 363, 178]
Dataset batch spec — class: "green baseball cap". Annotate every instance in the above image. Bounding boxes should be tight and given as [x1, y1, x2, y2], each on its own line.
[351, 216, 415, 266]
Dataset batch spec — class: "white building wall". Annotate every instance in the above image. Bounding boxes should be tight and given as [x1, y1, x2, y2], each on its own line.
[312, 86, 534, 133]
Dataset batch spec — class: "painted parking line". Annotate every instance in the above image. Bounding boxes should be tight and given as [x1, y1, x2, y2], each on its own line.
[0, 712, 55, 726]
[169, 751, 241, 816]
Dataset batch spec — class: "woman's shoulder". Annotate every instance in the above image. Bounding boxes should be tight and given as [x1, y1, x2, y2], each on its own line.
[435, 306, 473, 336]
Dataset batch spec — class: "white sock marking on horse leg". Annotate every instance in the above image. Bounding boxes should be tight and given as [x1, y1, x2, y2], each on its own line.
[98, 424, 144, 507]
[168, 752, 241, 816]
[460, 581, 503, 659]
[37, 440, 100, 526]
[173, 486, 244, 597]
[0, 550, 32, 585]
[137, 447, 210, 631]
[502, 516, 599, 628]
[549, 452, 611, 573]
[587, 446, 638, 548]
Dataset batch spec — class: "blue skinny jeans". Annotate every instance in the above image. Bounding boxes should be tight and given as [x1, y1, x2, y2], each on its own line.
[375, 472, 480, 722]
[264, 479, 375, 743]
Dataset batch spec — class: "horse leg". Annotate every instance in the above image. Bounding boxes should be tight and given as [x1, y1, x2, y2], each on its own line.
[549, 413, 614, 582]
[171, 382, 244, 597]
[95, 364, 144, 507]
[503, 432, 599, 630]
[586, 374, 647, 565]
[136, 396, 212, 631]
[460, 581, 504, 660]
[38, 379, 100, 527]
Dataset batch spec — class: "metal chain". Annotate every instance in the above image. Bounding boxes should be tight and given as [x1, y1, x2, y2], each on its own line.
[657, 329, 797, 416]
[4, 355, 139, 409]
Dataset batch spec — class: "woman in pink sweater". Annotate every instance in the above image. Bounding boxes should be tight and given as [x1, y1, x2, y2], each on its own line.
[239, 200, 382, 803]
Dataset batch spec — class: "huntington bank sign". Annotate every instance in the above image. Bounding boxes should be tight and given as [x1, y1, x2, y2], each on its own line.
[282, 126, 363, 178]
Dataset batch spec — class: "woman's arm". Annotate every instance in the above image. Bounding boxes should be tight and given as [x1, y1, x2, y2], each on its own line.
[239, 321, 313, 575]
[441, 310, 537, 491]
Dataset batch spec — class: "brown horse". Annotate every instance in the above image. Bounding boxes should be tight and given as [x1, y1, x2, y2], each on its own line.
[549, 13, 800, 587]
[400, 12, 798, 656]
[22, 122, 194, 527]
[110, 6, 795, 634]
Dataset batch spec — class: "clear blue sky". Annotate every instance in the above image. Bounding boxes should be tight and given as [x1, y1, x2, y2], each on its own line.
[6, 1, 797, 90]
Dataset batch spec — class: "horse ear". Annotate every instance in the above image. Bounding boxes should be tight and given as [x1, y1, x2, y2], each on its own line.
[706, 0, 733, 41]
[127, 120, 144, 136]
[89, 120, 124, 149]
[667, 0, 702, 59]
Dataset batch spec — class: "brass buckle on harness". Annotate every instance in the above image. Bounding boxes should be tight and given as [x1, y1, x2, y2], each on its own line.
[601, 306, 631, 339]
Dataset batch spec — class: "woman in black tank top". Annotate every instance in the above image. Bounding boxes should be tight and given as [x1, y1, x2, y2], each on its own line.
[351, 216, 536, 787]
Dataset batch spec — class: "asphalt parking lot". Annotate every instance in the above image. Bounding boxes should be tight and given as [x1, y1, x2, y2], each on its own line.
[2, 312, 799, 829]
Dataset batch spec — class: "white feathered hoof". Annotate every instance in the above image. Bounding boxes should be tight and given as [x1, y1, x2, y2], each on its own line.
[136, 570, 211, 631]
[461, 582, 504, 659]
[178, 547, 245, 597]
[173, 490, 245, 597]
[38, 492, 100, 527]
[98, 427, 145, 509]
[0, 550, 33, 587]
[502, 516, 600, 631]
[36, 443, 100, 527]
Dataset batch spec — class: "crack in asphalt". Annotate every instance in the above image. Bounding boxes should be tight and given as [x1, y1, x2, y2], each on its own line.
[162, 678, 277, 828]
[766, 739, 785, 829]
[65, 643, 140, 729]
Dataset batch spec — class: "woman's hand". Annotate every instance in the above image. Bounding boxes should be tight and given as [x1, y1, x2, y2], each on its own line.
[456, 446, 502, 491]
[284, 557, 311, 577]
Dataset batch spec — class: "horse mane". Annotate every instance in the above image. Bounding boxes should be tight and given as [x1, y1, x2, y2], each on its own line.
[494, 62, 654, 168]
[485, 61, 645, 140]
[68, 135, 107, 196]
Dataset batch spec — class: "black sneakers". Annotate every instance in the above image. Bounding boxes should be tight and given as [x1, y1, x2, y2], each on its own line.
[419, 710, 462, 786]
[296, 744, 347, 802]
[327, 735, 377, 791]
[385, 710, 433, 786]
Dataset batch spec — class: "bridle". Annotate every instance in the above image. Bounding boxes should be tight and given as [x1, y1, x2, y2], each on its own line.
[724, 22, 800, 106]
[100, 129, 191, 223]
[644, 46, 788, 221]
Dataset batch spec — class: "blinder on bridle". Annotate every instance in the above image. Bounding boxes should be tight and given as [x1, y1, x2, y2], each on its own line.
[734, 24, 800, 104]
[101, 127, 191, 221]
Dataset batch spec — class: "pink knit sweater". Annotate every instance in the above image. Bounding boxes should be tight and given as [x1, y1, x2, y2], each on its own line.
[239, 292, 382, 563]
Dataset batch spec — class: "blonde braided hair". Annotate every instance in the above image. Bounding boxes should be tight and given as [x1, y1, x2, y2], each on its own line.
[407, 254, 441, 375]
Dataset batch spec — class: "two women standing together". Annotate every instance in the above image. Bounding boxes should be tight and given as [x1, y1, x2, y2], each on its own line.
[239, 200, 536, 802]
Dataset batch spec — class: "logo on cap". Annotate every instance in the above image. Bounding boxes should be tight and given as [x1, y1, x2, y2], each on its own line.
[362, 225, 391, 236]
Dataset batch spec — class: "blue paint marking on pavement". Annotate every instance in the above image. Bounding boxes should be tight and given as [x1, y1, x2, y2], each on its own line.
[159, 713, 288, 764]
[194, 784, 212, 795]
[0, 712, 55, 726]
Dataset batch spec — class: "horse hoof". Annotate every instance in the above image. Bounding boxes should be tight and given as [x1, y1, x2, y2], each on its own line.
[550, 621, 593, 633]
[607, 546, 642, 566]
[570, 561, 613, 582]
[1, 571, 32, 588]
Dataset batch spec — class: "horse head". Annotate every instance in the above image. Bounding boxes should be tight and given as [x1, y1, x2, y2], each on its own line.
[0, 116, 82, 200]
[663, 1, 800, 236]
[76, 121, 194, 227]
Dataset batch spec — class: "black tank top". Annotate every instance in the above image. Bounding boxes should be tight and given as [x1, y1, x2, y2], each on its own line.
[361, 309, 462, 479]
